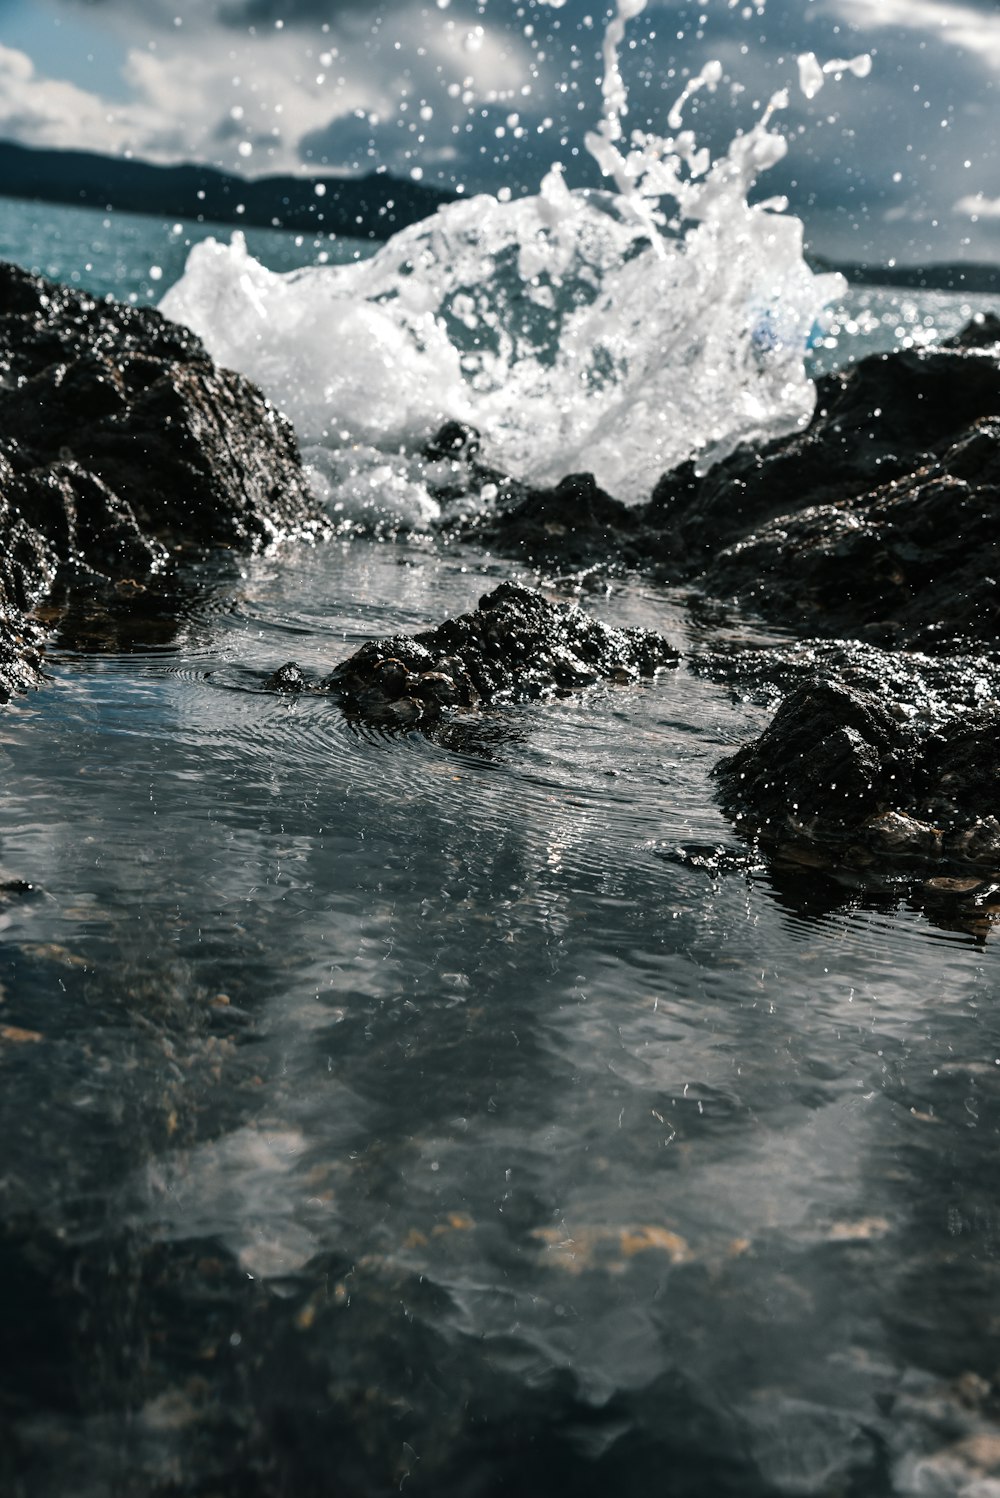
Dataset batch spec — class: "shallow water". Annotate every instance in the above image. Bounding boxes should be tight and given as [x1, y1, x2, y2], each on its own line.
[3, 535, 999, 1496]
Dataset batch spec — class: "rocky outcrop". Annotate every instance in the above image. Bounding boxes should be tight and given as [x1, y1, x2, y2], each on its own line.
[648, 335, 1000, 573]
[322, 581, 679, 725]
[701, 415, 1000, 647]
[0, 261, 326, 700]
[442, 321, 1000, 646]
[713, 672, 1000, 879]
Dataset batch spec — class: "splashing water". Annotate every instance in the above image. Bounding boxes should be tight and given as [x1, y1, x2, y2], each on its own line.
[161, 1, 860, 516]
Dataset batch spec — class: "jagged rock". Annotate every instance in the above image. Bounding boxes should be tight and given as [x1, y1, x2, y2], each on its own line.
[0, 261, 323, 551]
[692, 637, 1000, 722]
[0, 260, 326, 701]
[327, 580, 679, 725]
[438, 336, 1000, 622]
[265, 661, 309, 693]
[714, 675, 1000, 876]
[447, 466, 644, 570]
[648, 341, 1000, 572]
[701, 416, 1000, 645]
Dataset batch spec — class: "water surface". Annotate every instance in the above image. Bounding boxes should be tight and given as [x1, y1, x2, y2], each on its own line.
[3, 536, 998, 1496]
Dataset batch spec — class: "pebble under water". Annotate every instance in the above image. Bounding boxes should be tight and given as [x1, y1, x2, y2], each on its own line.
[2, 535, 999, 1497]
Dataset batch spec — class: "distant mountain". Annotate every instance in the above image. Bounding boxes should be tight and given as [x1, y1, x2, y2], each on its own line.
[810, 253, 1000, 295]
[0, 138, 454, 240]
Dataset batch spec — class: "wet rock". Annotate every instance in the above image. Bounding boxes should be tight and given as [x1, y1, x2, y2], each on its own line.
[650, 342, 1000, 572]
[701, 416, 1000, 646]
[715, 679, 916, 843]
[328, 580, 679, 725]
[422, 420, 482, 463]
[451, 468, 644, 570]
[442, 336, 1000, 625]
[0, 261, 322, 551]
[714, 674, 1000, 878]
[264, 661, 309, 693]
[693, 637, 1000, 722]
[0, 261, 326, 701]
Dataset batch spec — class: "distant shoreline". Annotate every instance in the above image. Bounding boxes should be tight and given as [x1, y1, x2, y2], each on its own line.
[0, 138, 454, 243]
[808, 254, 1000, 295]
[1, 137, 998, 291]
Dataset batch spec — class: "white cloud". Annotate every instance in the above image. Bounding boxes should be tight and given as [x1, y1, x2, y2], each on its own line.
[0, 43, 160, 154]
[954, 191, 1000, 218]
[833, 0, 1000, 72]
[0, 4, 534, 177]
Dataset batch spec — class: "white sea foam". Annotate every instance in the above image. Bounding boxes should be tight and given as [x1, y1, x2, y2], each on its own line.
[161, 0, 863, 516]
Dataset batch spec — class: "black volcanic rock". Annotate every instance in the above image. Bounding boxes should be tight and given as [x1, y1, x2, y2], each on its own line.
[714, 671, 1000, 878]
[701, 415, 1000, 646]
[0, 260, 326, 701]
[646, 343, 1000, 573]
[326, 580, 679, 725]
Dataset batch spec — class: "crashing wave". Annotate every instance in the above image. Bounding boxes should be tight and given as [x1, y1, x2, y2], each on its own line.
[161, 0, 860, 517]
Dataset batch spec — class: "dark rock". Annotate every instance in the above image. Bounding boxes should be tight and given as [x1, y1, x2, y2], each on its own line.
[692, 637, 1000, 723]
[452, 470, 643, 570]
[444, 337, 1000, 615]
[715, 678, 916, 842]
[714, 672, 1000, 877]
[327, 580, 679, 725]
[942, 311, 1000, 350]
[423, 420, 482, 463]
[649, 344, 1000, 573]
[0, 262, 323, 552]
[264, 661, 309, 693]
[701, 416, 1000, 646]
[0, 261, 327, 701]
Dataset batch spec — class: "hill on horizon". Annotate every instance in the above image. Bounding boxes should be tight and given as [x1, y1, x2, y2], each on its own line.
[0, 138, 454, 241]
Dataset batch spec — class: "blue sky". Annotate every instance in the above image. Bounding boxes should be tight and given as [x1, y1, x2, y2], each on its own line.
[0, 0, 998, 263]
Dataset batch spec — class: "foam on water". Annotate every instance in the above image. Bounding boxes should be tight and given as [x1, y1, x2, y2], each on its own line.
[160, 1, 861, 518]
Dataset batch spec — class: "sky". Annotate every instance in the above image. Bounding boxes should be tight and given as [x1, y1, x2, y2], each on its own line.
[0, 0, 998, 263]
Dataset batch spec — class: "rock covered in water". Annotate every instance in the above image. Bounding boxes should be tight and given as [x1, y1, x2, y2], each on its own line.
[0, 261, 326, 700]
[327, 580, 679, 725]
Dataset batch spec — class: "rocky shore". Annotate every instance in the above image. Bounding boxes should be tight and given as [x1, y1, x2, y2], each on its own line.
[0, 261, 326, 701]
[0, 256, 997, 903]
[431, 315, 1000, 896]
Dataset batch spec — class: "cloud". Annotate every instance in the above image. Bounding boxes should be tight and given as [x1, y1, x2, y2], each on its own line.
[954, 192, 1000, 219]
[833, 0, 1000, 72]
[5, 0, 1000, 260]
[0, 41, 160, 153]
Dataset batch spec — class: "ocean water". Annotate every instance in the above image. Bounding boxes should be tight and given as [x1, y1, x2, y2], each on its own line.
[2, 17, 1000, 1492]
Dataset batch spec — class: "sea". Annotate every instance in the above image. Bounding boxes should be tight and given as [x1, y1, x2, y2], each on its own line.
[2, 66, 1000, 1498]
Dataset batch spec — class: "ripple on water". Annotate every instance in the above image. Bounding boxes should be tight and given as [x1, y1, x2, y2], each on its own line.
[4, 538, 1000, 1498]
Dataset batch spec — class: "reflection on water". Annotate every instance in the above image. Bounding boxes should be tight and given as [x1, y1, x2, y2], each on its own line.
[2, 539, 999, 1496]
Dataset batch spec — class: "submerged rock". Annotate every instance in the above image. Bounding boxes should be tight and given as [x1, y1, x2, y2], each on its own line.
[0, 261, 326, 700]
[327, 580, 679, 725]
